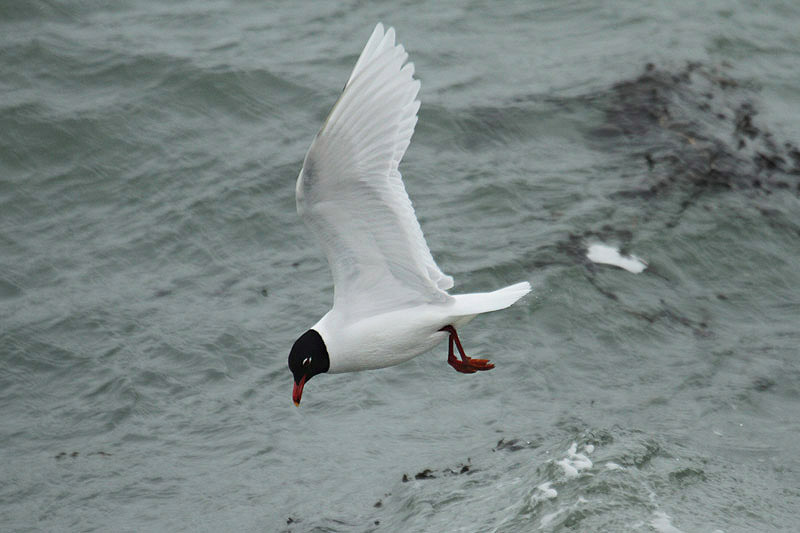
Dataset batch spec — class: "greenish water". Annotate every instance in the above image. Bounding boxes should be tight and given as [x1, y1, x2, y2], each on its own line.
[2, 2, 799, 532]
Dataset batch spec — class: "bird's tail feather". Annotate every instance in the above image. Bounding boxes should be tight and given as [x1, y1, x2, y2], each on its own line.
[451, 281, 531, 316]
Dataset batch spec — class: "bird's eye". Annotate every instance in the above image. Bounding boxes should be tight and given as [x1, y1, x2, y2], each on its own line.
[302, 357, 312, 367]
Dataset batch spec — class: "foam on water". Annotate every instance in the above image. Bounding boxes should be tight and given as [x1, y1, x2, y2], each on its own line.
[586, 243, 648, 274]
[650, 511, 686, 533]
[531, 482, 558, 503]
[555, 442, 594, 479]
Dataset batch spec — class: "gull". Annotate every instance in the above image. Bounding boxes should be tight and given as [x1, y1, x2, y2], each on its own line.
[288, 23, 531, 405]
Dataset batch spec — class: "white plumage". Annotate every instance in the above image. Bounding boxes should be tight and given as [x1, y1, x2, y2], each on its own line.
[290, 23, 530, 392]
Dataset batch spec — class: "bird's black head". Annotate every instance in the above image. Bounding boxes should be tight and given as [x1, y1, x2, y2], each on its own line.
[288, 329, 329, 406]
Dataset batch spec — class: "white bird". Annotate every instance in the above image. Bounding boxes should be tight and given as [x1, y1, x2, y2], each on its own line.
[288, 23, 531, 405]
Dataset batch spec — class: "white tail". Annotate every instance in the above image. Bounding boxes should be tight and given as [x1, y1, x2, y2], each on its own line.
[450, 281, 531, 316]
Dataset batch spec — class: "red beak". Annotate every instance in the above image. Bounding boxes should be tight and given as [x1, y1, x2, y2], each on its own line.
[293, 375, 307, 406]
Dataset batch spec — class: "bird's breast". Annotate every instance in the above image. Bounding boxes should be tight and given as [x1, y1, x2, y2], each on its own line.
[320, 307, 450, 374]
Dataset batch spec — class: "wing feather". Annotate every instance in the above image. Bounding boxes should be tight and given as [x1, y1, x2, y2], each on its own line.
[296, 24, 454, 319]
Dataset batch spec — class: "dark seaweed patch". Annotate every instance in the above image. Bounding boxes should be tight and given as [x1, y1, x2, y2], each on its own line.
[493, 437, 538, 452]
[401, 459, 473, 483]
[626, 299, 713, 338]
[668, 467, 708, 487]
[55, 450, 111, 460]
[752, 377, 776, 392]
[414, 468, 435, 480]
[593, 62, 800, 197]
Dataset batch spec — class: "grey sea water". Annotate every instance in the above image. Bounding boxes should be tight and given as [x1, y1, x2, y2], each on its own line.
[2, 1, 800, 532]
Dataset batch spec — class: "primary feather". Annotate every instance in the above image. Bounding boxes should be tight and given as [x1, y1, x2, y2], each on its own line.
[297, 23, 454, 320]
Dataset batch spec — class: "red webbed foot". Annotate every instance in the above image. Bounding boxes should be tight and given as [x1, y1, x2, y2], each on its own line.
[448, 356, 495, 373]
[440, 325, 495, 374]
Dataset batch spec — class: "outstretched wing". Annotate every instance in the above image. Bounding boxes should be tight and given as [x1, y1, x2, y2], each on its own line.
[296, 23, 454, 319]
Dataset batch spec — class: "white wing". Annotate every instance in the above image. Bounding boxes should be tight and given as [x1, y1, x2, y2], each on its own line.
[296, 23, 454, 319]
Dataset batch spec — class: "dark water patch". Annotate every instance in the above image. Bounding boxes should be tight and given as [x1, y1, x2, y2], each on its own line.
[154, 65, 303, 123]
[757, 205, 800, 237]
[0, 277, 23, 299]
[0, 1, 72, 21]
[0, 1, 128, 23]
[132, 369, 188, 399]
[420, 102, 573, 153]
[0, 332, 81, 376]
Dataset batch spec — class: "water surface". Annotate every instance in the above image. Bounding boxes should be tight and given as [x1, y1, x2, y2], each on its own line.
[2, 2, 799, 531]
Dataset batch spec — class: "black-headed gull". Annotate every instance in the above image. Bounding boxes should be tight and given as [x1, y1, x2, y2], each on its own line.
[288, 23, 531, 406]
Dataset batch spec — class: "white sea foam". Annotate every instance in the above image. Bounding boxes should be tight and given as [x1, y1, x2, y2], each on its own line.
[556, 458, 579, 478]
[605, 461, 623, 470]
[532, 481, 558, 503]
[556, 442, 593, 478]
[586, 243, 647, 273]
[534, 443, 597, 528]
[650, 511, 686, 533]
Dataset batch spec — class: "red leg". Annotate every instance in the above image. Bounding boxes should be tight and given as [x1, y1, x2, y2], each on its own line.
[446, 332, 460, 368]
[440, 325, 494, 373]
